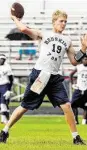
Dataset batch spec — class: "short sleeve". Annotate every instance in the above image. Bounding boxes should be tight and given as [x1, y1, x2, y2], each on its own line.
[6, 64, 13, 76]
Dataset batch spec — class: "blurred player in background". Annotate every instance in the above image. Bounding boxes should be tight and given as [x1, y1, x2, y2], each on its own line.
[0, 9, 87, 145]
[0, 54, 13, 124]
[70, 56, 87, 125]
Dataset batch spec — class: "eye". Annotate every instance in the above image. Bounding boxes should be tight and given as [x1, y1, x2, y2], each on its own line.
[60, 20, 67, 23]
[60, 20, 63, 22]
[65, 20, 67, 23]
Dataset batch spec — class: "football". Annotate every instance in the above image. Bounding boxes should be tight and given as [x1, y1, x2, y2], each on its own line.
[11, 2, 24, 19]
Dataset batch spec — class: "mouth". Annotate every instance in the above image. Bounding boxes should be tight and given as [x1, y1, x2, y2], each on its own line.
[60, 27, 65, 30]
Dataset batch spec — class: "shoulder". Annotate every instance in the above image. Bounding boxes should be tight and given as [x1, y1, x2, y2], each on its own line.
[63, 34, 71, 43]
[62, 34, 72, 49]
[41, 31, 51, 36]
[5, 63, 11, 70]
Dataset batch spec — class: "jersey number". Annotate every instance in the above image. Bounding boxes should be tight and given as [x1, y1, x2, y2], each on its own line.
[52, 44, 62, 53]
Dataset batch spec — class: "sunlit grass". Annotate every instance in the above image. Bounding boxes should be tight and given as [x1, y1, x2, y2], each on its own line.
[0, 116, 87, 150]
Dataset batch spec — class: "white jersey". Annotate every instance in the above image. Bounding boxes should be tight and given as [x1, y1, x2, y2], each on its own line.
[0, 63, 13, 85]
[35, 31, 71, 74]
[77, 64, 87, 91]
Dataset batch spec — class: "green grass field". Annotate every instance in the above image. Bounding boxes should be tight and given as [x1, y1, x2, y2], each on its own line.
[0, 116, 87, 150]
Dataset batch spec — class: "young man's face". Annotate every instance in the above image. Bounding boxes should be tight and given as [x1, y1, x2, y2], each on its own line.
[0, 58, 5, 65]
[53, 16, 67, 33]
[82, 57, 87, 66]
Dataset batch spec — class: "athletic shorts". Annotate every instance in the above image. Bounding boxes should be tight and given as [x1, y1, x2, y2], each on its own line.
[0, 84, 10, 105]
[71, 89, 87, 109]
[21, 68, 69, 110]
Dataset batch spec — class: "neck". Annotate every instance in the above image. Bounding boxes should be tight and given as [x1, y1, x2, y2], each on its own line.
[53, 28, 62, 34]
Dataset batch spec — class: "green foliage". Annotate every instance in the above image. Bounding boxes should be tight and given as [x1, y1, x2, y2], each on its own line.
[0, 116, 87, 150]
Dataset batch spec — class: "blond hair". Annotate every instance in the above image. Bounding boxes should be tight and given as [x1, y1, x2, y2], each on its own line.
[52, 10, 68, 24]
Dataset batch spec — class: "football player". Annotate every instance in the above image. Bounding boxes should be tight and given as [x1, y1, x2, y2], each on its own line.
[0, 54, 13, 124]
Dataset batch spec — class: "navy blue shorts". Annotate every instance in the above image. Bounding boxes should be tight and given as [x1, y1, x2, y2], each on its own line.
[21, 68, 69, 110]
[71, 89, 87, 109]
[0, 84, 10, 105]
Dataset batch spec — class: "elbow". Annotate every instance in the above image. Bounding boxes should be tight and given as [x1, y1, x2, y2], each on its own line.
[19, 26, 27, 33]
[71, 62, 77, 66]
[71, 60, 77, 66]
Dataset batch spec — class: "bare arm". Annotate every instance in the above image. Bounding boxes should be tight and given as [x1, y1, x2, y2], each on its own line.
[69, 68, 77, 84]
[67, 34, 87, 66]
[11, 15, 42, 40]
